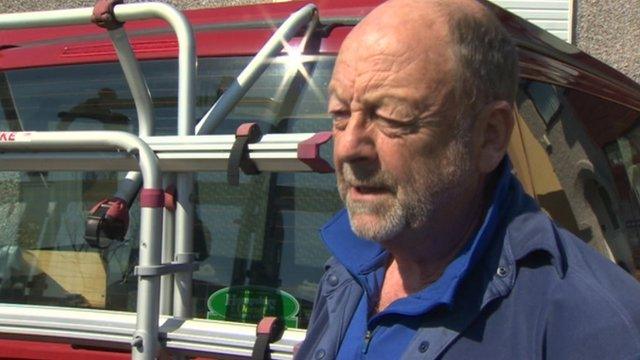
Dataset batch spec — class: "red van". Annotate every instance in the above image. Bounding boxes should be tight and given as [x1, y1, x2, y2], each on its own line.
[0, 0, 638, 358]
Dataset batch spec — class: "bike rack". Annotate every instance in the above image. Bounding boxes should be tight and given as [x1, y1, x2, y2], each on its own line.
[0, 132, 333, 172]
[0, 131, 164, 360]
[0, 2, 328, 359]
[0, 0, 197, 320]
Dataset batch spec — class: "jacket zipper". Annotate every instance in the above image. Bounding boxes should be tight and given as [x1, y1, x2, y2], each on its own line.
[362, 328, 378, 355]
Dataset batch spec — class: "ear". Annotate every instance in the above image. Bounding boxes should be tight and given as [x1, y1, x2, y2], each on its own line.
[475, 100, 514, 174]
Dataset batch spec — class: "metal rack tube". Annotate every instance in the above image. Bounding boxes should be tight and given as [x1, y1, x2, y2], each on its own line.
[195, 4, 318, 135]
[113, 3, 196, 136]
[0, 8, 92, 28]
[108, 27, 153, 203]
[0, 3, 195, 137]
[0, 131, 162, 360]
[107, 23, 175, 314]
[173, 173, 194, 319]
[108, 27, 154, 137]
[160, 174, 176, 316]
[113, 3, 197, 320]
[135, 206, 163, 360]
[0, 132, 330, 173]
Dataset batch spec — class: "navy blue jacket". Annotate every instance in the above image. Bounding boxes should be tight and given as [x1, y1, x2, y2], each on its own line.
[296, 171, 640, 359]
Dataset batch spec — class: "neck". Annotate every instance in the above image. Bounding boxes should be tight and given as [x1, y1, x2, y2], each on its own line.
[382, 175, 490, 294]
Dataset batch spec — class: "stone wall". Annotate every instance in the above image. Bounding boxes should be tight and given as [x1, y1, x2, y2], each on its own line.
[574, 0, 640, 84]
[0, 1, 269, 13]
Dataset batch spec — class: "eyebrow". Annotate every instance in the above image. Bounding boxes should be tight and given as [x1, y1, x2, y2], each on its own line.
[356, 87, 398, 101]
[327, 84, 344, 100]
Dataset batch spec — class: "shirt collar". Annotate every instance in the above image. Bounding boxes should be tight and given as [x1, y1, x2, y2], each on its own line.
[320, 158, 514, 310]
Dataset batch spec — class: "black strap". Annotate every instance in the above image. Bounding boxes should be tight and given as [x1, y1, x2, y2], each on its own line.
[251, 317, 284, 360]
[228, 123, 262, 186]
[252, 333, 272, 360]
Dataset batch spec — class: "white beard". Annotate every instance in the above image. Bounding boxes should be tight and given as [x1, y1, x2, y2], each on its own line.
[337, 136, 473, 243]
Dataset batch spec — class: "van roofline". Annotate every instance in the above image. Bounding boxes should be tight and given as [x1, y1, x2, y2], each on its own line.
[0, 0, 638, 112]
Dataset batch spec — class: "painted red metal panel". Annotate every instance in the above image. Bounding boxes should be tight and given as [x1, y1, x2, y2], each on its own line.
[0, 339, 129, 360]
[0, 0, 638, 114]
[0, 0, 370, 70]
[0, 338, 230, 359]
[518, 48, 640, 111]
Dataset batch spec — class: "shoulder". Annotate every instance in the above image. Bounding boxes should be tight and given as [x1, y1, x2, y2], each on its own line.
[500, 205, 640, 357]
[555, 225, 640, 319]
[531, 224, 640, 357]
[543, 261, 640, 358]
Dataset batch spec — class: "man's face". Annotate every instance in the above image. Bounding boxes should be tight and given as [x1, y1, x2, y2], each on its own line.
[328, 15, 479, 243]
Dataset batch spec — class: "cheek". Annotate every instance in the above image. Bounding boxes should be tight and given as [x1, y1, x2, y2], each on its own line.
[377, 143, 414, 178]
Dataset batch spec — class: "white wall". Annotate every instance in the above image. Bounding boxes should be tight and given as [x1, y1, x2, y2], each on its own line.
[491, 0, 573, 42]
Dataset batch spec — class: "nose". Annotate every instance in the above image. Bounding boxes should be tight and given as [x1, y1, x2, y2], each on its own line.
[333, 113, 377, 166]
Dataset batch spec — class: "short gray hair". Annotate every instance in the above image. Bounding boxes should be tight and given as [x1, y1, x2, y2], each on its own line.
[445, 2, 519, 114]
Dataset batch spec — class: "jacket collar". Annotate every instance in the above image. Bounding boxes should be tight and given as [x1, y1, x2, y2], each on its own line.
[321, 159, 511, 277]
[500, 179, 568, 277]
[320, 210, 388, 276]
[320, 157, 567, 300]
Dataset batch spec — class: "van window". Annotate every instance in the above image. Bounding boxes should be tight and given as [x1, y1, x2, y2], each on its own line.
[0, 56, 338, 328]
[517, 80, 640, 280]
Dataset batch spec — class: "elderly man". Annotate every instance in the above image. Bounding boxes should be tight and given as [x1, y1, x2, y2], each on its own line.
[296, 0, 640, 359]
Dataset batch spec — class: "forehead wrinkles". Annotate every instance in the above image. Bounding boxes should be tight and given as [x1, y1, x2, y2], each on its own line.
[331, 15, 458, 109]
[353, 51, 414, 101]
[332, 46, 421, 105]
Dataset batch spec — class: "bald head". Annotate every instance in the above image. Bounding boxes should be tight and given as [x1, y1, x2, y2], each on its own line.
[355, 0, 490, 36]
[333, 0, 519, 120]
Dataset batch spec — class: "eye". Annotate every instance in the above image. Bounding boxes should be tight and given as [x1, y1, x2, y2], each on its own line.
[374, 115, 418, 136]
[331, 110, 350, 130]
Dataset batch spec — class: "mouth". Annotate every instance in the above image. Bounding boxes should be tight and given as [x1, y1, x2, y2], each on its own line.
[353, 185, 389, 195]
[348, 184, 394, 201]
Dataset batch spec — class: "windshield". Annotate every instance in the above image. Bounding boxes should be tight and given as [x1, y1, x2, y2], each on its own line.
[0, 55, 339, 329]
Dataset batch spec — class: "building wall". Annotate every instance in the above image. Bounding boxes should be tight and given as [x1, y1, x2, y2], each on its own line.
[1, 0, 639, 84]
[0, 1, 269, 13]
[574, 0, 640, 84]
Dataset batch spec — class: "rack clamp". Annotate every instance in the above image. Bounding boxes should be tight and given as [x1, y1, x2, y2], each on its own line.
[85, 197, 129, 249]
[228, 123, 262, 186]
[92, 0, 124, 30]
[251, 317, 285, 360]
[134, 253, 200, 277]
[297, 131, 334, 173]
[132, 188, 200, 277]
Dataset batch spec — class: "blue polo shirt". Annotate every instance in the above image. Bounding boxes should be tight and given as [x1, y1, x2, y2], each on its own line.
[321, 162, 512, 359]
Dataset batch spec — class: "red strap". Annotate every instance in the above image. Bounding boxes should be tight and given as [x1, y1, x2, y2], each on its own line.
[91, 0, 124, 30]
[140, 189, 164, 208]
[89, 197, 128, 225]
[236, 122, 258, 137]
[256, 317, 284, 342]
[164, 185, 177, 212]
[105, 197, 129, 225]
[89, 198, 110, 214]
[256, 317, 279, 335]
